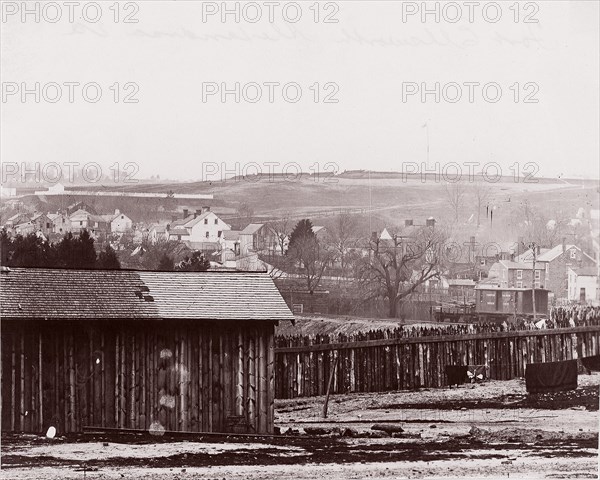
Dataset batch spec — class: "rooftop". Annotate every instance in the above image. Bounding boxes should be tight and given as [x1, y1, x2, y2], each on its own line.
[0, 267, 293, 322]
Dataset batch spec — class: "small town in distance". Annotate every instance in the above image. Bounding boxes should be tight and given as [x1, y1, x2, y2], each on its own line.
[1, 172, 599, 479]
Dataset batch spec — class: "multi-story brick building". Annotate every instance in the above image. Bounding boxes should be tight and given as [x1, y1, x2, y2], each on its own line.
[487, 260, 546, 289]
[518, 243, 597, 300]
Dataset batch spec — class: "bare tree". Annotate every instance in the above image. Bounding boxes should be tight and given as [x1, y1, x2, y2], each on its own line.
[326, 212, 358, 276]
[357, 226, 448, 318]
[444, 182, 466, 223]
[268, 212, 291, 255]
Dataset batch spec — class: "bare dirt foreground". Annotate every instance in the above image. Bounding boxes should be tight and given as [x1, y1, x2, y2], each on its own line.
[1, 375, 599, 480]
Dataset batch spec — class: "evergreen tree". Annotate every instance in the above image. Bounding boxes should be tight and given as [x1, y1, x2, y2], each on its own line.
[157, 254, 175, 271]
[287, 219, 315, 253]
[97, 245, 121, 269]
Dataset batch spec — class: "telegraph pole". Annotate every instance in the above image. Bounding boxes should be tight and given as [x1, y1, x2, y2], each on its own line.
[529, 242, 537, 322]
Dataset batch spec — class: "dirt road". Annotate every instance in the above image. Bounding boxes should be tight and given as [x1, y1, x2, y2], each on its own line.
[2, 376, 598, 479]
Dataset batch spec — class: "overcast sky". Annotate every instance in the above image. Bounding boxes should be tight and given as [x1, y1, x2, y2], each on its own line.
[1, 1, 599, 183]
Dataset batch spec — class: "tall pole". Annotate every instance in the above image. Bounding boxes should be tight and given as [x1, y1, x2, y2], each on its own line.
[529, 242, 537, 322]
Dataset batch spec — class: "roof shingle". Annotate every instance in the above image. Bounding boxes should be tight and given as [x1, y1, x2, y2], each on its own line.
[0, 268, 293, 322]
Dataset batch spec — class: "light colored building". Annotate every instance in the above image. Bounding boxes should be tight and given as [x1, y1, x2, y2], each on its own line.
[168, 208, 231, 245]
[148, 224, 169, 244]
[239, 223, 277, 256]
[101, 209, 133, 233]
[567, 266, 599, 304]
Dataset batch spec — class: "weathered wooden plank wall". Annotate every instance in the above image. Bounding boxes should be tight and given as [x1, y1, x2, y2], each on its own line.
[1, 320, 275, 435]
[274, 326, 600, 399]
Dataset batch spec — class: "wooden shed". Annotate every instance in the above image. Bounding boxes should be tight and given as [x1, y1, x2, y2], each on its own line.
[0, 267, 293, 435]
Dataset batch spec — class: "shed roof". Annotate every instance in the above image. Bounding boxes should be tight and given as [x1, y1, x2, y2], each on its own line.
[241, 223, 265, 235]
[0, 268, 293, 322]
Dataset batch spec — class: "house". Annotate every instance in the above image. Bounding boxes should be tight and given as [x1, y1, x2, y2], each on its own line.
[168, 227, 190, 242]
[101, 209, 133, 233]
[166, 208, 231, 246]
[69, 210, 110, 236]
[30, 213, 54, 237]
[69, 209, 94, 231]
[239, 224, 275, 255]
[220, 230, 242, 257]
[13, 221, 35, 236]
[47, 213, 71, 234]
[518, 242, 597, 300]
[567, 266, 599, 304]
[148, 224, 169, 244]
[184, 210, 230, 243]
[66, 201, 97, 216]
[487, 260, 546, 289]
[4, 213, 31, 229]
[0, 267, 293, 435]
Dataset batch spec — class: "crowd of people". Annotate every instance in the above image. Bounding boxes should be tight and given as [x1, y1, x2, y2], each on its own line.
[395, 305, 600, 338]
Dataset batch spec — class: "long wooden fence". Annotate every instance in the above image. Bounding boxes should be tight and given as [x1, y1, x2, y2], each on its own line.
[274, 326, 600, 399]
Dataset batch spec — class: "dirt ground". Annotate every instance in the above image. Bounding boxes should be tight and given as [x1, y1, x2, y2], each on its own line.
[1, 375, 599, 480]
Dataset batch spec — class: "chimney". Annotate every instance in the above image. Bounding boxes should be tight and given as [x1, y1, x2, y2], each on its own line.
[426, 217, 436, 228]
[510, 252, 515, 262]
[536, 245, 541, 255]
[183, 208, 189, 219]
[115, 208, 120, 215]
[202, 206, 211, 213]
[194, 209, 202, 219]
[405, 219, 413, 227]
[562, 237, 566, 253]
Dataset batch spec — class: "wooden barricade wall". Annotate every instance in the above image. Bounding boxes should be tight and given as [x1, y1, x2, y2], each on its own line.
[1, 320, 275, 435]
[274, 326, 600, 399]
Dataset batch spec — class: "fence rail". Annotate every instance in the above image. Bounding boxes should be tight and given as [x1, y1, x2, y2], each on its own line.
[274, 326, 600, 399]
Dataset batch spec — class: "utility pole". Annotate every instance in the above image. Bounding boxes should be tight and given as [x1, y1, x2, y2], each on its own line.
[529, 241, 537, 322]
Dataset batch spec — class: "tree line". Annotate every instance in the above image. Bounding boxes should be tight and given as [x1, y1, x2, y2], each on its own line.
[0, 230, 120, 269]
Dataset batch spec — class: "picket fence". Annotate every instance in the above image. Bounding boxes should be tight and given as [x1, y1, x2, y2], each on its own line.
[274, 326, 600, 399]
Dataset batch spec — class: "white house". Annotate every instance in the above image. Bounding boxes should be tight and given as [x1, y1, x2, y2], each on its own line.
[148, 224, 169, 244]
[568, 266, 599, 304]
[101, 210, 133, 233]
[69, 209, 94, 231]
[185, 211, 230, 243]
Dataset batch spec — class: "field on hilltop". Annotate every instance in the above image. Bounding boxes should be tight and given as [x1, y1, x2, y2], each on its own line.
[14, 173, 599, 244]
